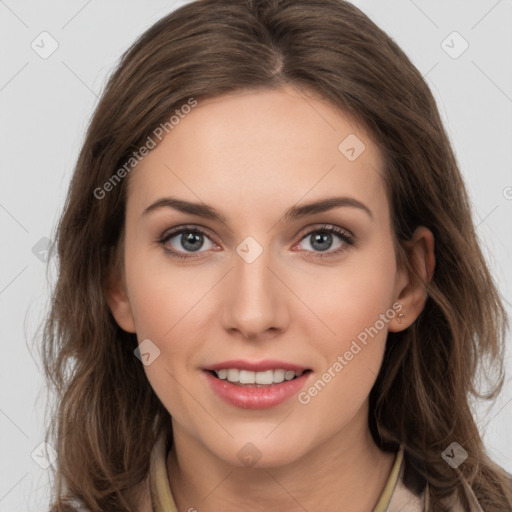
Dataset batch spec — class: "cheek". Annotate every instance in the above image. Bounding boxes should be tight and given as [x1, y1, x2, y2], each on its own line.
[295, 241, 396, 411]
[124, 240, 209, 337]
[298, 239, 397, 344]
[124, 243, 222, 410]
[129, 281, 201, 427]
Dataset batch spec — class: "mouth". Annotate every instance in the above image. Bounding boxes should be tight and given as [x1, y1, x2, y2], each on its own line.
[206, 368, 313, 387]
[203, 363, 313, 409]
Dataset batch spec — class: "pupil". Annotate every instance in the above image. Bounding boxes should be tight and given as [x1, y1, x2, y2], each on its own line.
[182, 232, 203, 252]
[311, 232, 332, 251]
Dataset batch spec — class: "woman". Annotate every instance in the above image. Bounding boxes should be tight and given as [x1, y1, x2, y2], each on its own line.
[42, 0, 512, 510]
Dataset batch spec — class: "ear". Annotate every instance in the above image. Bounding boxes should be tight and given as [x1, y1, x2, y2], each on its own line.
[105, 268, 137, 334]
[388, 226, 435, 332]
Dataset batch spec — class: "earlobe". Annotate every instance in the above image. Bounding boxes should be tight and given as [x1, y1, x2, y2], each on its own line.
[105, 272, 137, 334]
[389, 226, 435, 332]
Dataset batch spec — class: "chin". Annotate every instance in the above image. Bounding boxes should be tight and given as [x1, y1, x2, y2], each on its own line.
[205, 431, 309, 469]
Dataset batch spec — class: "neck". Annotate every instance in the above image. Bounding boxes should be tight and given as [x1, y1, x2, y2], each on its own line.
[167, 404, 396, 512]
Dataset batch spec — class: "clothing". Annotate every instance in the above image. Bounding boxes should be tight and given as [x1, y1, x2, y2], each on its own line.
[143, 432, 484, 511]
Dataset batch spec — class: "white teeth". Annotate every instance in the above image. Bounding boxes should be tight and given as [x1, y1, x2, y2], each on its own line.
[284, 370, 296, 381]
[214, 368, 305, 385]
[239, 370, 255, 384]
[227, 369, 239, 382]
[255, 370, 274, 385]
[273, 369, 285, 383]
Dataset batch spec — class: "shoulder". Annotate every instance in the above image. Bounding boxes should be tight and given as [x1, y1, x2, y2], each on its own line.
[386, 450, 487, 512]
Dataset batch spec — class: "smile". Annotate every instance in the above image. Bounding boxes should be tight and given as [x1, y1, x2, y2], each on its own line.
[204, 368, 312, 409]
[211, 368, 306, 386]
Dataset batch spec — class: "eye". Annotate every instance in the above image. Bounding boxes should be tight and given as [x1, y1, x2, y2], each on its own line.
[158, 225, 217, 260]
[294, 224, 354, 258]
[158, 223, 355, 261]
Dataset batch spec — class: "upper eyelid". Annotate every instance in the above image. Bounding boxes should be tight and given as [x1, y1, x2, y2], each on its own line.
[297, 224, 352, 239]
[161, 225, 219, 243]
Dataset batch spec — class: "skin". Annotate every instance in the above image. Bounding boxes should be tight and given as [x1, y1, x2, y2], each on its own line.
[107, 85, 435, 512]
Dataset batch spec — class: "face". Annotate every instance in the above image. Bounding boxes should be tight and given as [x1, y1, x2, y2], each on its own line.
[109, 85, 414, 468]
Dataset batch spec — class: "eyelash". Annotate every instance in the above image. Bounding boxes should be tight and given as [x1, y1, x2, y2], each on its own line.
[157, 223, 355, 261]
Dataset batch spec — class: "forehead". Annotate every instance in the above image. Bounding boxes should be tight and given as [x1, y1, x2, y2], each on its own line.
[126, 86, 387, 223]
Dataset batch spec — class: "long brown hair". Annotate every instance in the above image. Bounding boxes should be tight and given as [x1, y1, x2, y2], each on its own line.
[41, 0, 511, 510]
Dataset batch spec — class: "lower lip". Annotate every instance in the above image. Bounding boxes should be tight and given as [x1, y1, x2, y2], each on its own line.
[204, 370, 311, 409]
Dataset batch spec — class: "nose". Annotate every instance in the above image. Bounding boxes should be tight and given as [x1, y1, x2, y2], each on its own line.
[220, 242, 289, 341]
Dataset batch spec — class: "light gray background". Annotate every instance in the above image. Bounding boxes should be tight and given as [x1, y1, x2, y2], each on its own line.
[1, 1, 511, 510]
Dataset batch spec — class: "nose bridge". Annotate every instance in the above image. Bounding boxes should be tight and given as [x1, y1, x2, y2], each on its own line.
[221, 235, 287, 337]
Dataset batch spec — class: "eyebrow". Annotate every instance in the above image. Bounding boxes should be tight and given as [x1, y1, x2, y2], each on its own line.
[141, 195, 373, 222]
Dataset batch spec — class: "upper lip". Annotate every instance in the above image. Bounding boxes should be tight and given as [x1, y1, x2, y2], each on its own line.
[204, 359, 310, 372]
